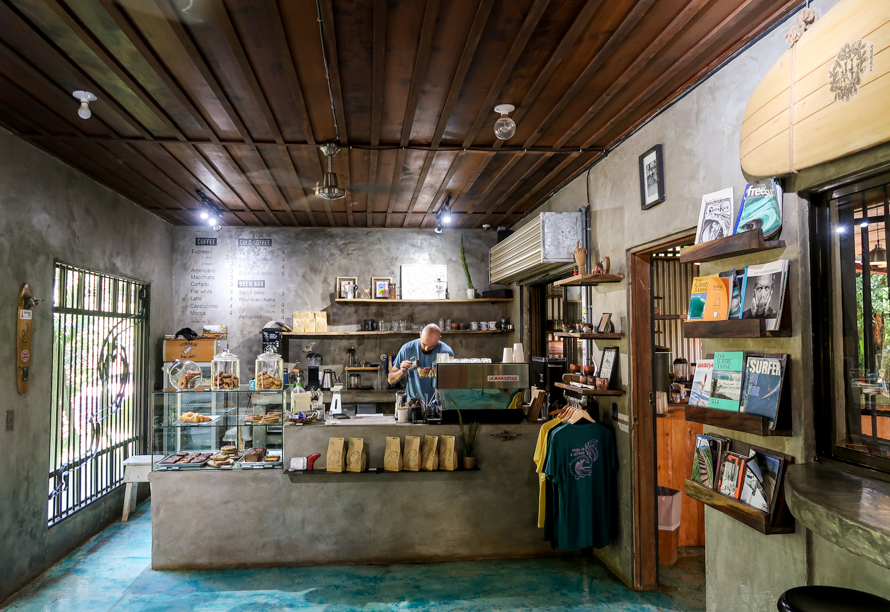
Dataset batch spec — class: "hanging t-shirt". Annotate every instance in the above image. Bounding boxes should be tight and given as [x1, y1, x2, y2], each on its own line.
[544, 421, 617, 550]
[533, 418, 564, 528]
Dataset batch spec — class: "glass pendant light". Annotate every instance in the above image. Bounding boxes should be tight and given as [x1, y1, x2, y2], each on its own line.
[493, 104, 516, 140]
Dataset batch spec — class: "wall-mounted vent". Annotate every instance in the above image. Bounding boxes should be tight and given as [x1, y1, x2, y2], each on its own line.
[489, 212, 582, 285]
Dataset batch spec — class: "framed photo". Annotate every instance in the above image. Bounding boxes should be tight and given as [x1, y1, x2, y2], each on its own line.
[400, 264, 448, 299]
[639, 144, 665, 210]
[336, 276, 357, 299]
[371, 277, 392, 299]
[596, 313, 612, 334]
[598, 346, 619, 388]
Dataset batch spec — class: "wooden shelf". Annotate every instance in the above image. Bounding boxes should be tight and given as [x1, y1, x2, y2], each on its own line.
[653, 314, 684, 320]
[334, 298, 512, 304]
[554, 332, 623, 339]
[683, 318, 791, 338]
[555, 382, 625, 396]
[684, 404, 790, 437]
[553, 273, 625, 287]
[679, 228, 786, 264]
[283, 330, 509, 337]
[344, 366, 379, 371]
[685, 479, 794, 535]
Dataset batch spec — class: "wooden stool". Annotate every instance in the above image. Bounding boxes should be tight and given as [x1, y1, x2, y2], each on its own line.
[778, 586, 890, 611]
[122, 455, 162, 522]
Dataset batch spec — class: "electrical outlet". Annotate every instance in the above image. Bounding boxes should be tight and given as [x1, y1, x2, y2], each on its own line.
[5, 410, 13, 431]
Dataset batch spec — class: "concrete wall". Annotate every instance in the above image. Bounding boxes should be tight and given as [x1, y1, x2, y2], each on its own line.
[508, 0, 890, 606]
[0, 128, 175, 602]
[171, 227, 513, 379]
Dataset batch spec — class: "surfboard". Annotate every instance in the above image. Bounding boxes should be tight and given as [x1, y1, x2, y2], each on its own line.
[740, 0, 890, 178]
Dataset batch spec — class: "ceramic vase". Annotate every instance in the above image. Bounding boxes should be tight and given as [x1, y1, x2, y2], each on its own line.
[466, 288, 475, 299]
[463, 456, 476, 470]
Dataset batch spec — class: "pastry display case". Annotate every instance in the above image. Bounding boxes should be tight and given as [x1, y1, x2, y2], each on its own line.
[152, 386, 292, 471]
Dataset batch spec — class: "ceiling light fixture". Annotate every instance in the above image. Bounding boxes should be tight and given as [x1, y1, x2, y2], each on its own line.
[870, 243, 888, 267]
[435, 225, 443, 234]
[436, 195, 453, 229]
[315, 143, 347, 200]
[200, 210, 209, 220]
[493, 104, 516, 140]
[196, 189, 225, 229]
[73, 91, 97, 120]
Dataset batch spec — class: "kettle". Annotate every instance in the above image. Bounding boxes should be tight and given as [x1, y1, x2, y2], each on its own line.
[321, 369, 339, 390]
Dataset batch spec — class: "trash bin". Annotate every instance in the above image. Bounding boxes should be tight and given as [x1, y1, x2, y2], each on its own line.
[657, 485, 682, 567]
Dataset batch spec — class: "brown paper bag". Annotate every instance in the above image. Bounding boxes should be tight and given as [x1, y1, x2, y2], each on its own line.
[315, 311, 328, 333]
[346, 437, 367, 472]
[384, 436, 402, 472]
[421, 434, 439, 471]
[326, 437, 346, 472]
[404, 436, 421, 472]
[292, 311, 316, 333]
[438, 435, 457, 471]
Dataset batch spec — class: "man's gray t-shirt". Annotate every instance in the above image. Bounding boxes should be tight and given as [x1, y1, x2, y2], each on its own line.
[393, 338, 454, 401]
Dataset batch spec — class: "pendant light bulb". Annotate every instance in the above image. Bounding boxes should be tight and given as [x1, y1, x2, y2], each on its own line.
[72, 91, 97, 120]
[493, 104, 516, 140]
[200, 210, 209, 220]
[208, 216, 217, 226]
[442, 212, 452, 224]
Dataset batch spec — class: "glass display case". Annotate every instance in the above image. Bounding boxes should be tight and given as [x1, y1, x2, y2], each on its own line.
[152, 386, 292, 471]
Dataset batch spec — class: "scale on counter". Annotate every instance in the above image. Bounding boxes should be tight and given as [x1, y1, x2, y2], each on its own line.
[329, 384, 350, 419]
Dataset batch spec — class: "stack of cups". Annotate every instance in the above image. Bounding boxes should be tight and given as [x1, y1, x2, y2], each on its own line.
[512, 343, 525, 363]
[502, 347, 513, 363]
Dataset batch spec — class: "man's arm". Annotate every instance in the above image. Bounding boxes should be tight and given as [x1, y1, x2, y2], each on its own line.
[388, 359, 412, 385]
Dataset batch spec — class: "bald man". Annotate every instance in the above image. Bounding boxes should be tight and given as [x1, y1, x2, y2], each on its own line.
[388, 324, 454, 401]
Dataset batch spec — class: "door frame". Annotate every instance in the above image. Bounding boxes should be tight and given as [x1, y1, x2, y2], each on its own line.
[628, 231, 696, 591]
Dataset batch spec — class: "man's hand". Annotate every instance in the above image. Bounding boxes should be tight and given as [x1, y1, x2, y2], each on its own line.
[388, 360, 411, 385]
[400, 360, 412, 372]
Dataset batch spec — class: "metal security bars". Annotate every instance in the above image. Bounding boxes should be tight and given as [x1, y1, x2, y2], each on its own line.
[48, 261, 150, 527]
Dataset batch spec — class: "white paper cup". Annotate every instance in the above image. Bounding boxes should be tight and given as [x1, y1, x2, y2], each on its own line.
[512, 343, 525, 363]
[397, 408, 409, 423]
[502, 348, 513, 363]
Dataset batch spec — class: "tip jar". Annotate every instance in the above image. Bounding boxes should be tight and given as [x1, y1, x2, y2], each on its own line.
[167, 359, 202, 390]
[211, 349, 240, 390]
[255, 350, 284, 390]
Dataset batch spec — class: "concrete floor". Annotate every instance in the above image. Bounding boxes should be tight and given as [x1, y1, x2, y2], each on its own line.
[2, 501, 704, 611]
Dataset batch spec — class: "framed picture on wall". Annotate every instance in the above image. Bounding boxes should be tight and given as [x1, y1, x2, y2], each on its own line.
[400, 264, 448, 300]
[336, 276, 357, 299]
[639, 144, 665, 210]
[598, 346, 620, 388]
[371, 277, 392, 299]
[596, 313, 612, 333]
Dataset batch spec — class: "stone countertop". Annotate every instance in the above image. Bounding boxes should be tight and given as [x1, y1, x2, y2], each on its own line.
[785, 463, 890, 570]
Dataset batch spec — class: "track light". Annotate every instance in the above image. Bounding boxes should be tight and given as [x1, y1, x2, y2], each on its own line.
[196, 189, 224, 228]
[200, 210, 209, 220]
[493, 104, 516, 140]
[436, 195, 453, 230]
[435, 225, 443, 234]
[208, 216, 217, 226]
[73, 91, 97, 120]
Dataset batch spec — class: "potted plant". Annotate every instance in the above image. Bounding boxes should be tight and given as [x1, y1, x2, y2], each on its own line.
[453, 400, 479, 469]
[460, 234, 475, 299]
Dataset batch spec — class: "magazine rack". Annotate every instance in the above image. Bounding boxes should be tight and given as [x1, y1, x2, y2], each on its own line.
[684, 405, 791, 436]
[678, 228, 786, 264]
[553, 273, 624, 287]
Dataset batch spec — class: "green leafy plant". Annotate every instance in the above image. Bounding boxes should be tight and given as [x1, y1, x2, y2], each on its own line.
[452, 399, 479, 457]
[460, 234, 474, 290]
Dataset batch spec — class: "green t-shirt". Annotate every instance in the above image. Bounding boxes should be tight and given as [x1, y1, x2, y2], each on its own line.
[544, 422, 617, 550]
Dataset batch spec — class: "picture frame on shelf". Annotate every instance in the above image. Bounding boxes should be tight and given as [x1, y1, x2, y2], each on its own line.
[336, 276, 357, 299]
[639, 144, 665, 210]
[400, 264, 448, 299]
[371, 277, 392, 299]
[598, 346, 619, 388]
[596, 313, 612, 333]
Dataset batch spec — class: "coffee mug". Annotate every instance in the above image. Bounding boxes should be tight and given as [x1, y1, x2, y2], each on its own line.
[397, 407, 409, 423]
[470, 322, 480, 331]
[480, 322, 489, 330]
[488, 321, 498, 330]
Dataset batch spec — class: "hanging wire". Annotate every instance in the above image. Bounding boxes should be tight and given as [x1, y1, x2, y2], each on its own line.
[316, 0, 341, 142]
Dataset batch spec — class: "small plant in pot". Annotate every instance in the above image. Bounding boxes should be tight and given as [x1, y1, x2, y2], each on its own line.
[460, 234, 475, 299]
[453, 400, 479, 469]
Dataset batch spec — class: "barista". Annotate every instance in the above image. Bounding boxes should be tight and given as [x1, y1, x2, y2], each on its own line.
[388, 324, 454, 401]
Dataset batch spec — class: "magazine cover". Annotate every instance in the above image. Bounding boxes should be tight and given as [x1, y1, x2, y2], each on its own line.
[687, 276, 715, 320]
[689, 359, 714, 407]
[703, 277, 730, 321]
[695, 188, 735, 244]
[750, 450, 783, 512]
[691, 434, 716, 488]
[734, 178, 783, 240]
[740, 354, 787, 428]
[708, 351, 745, 412]
[740, 260, 788, 331]
[740, 464, 770, 512]
[718, 452, 748, 499]
[719, 269, 745, 319]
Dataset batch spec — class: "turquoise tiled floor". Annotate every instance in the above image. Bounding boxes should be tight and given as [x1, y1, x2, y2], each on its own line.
[3, 501, 704, 611]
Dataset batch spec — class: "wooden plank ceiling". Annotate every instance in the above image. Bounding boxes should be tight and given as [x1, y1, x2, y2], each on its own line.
[0, 0, 798, 228]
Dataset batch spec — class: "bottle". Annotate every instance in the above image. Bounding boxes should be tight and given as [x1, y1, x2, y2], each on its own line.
[439, 318, 445, 330]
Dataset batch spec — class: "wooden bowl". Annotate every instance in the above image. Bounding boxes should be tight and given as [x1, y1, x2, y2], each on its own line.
[582, 365, 596, 376]
[569, 364, 582, 374]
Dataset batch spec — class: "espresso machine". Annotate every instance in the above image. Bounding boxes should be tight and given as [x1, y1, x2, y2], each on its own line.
[306, 352, 322, 389]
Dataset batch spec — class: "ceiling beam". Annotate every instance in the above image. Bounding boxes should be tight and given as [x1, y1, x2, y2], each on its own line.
[477, 153, 553, 227]
[367, 0, 386, 228]
[491, 152, 584, 226]
[458, 152, 523, 227]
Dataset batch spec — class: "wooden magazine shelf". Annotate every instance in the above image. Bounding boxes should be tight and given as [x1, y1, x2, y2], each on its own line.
[555, 382, 624, 396]
[679, 228, 786, 264]
[554, 332, 623, 340]
[334, 298, 512, 304]
[683, 318, 791, 338]
[553, 273, 624, 287]
[685, 479, 794, 535]
[684, 405, 791, 437]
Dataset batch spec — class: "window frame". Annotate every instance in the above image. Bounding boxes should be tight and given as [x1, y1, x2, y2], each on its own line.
[811, 169, 890, 475]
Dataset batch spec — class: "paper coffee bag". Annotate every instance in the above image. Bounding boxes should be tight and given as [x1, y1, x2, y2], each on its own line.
[438, 435, 457, 471]
[404, 436, 421, 471]
[421, 434, 439, 471]
[384, 436, 403, 472]
[346, 437, 367, 472]
[326, 437, 346, 472]
[314, 311, 328, 332]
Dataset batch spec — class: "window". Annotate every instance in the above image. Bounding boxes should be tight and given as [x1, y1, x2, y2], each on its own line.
[815, 172, 890, 473]
[48, 262, 150, 526]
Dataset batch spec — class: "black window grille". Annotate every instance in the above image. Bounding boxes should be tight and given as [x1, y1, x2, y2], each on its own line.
[48, 261, 150, 527]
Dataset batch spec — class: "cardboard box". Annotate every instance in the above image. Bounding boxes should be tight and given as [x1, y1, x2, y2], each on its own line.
[164, 339, 218, 362]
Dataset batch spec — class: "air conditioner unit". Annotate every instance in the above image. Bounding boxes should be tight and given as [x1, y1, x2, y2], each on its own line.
[489, 212, 582, 285]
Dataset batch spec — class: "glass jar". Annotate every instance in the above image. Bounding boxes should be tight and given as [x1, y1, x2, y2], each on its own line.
[167, 359, 202, 390]
[211, 349, 240, 390]
[255, 350, 283, 390]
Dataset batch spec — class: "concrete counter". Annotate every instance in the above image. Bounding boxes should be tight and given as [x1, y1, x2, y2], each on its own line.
[149, 421, 551, 570]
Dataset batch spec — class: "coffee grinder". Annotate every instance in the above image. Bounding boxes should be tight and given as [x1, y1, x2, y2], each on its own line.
[306, 352, 322, 389]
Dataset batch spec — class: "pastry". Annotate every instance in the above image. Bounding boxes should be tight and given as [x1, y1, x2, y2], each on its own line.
[221, 445, 236, 454]
[212, 372, 240, 390]
[241, 447, 267, 462]
[256, 371, 283, 390]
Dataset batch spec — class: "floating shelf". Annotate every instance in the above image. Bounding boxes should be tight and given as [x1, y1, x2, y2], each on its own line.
[684, 405, 790, 437]
[344, 366, 379, 371]
[554, 332, 623, 339]
[685, 479, 794, 535]
[553, 273, 625, 287]
[653, 314, 684, 320]
[683, 319, 791, 338]
[334, 298, 512, 304]
[679, 228, 786, 264]
[283, 330, 509, 337]
[555, 382, 624, 396]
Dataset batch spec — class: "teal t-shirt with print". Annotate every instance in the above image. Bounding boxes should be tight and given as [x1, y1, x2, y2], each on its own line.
[544, 422, 617, 550]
